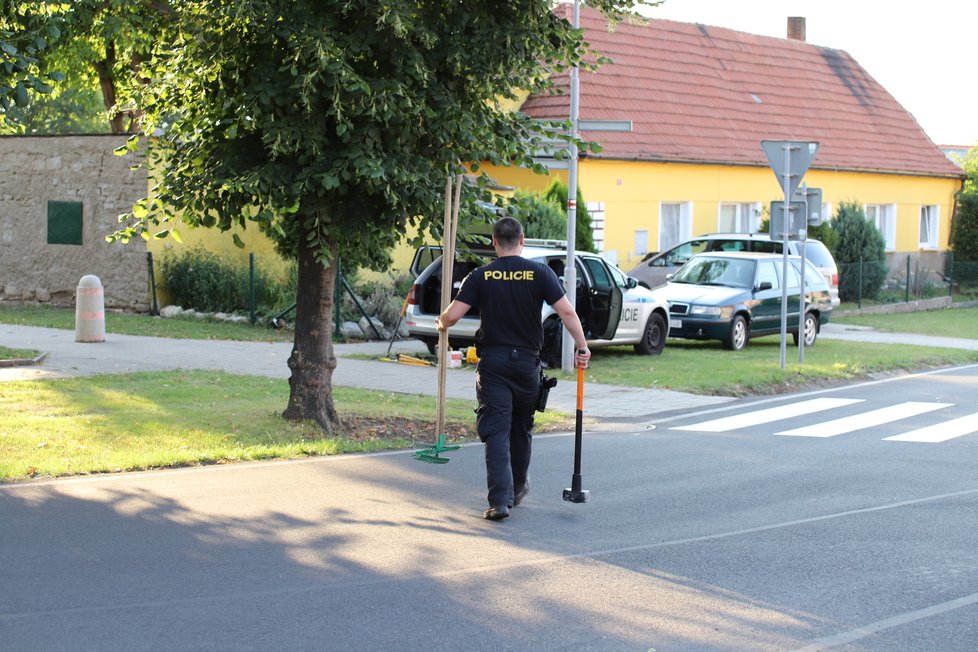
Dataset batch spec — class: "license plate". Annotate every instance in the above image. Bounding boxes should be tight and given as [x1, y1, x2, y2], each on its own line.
[669, 318, 682, 329]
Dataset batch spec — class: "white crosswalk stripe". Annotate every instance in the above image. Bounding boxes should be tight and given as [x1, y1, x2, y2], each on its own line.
[672, 398, 978, 443]
[775, 402, 953, 438]
[884, 412, 978, 443]
[672, 398, 864, 432]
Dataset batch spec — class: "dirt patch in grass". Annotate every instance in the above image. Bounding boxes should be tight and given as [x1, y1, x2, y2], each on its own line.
[337, 414, 576, 445]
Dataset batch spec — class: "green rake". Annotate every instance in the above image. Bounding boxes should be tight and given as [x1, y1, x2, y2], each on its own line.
[414, 172, 463, 465]
[414, 432, 461, 464]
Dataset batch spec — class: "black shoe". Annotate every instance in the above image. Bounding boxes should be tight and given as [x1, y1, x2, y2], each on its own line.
[483, 505, 510, 520]
[513, 478, 530, 507]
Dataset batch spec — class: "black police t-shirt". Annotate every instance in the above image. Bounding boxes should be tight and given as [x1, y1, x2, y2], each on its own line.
[455, 255, 565, 352]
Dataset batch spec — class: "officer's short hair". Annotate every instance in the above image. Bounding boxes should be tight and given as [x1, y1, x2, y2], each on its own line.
[493, 217, 524, 249]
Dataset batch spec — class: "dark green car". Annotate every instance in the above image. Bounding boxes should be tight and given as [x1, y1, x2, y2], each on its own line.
[649, 252, 833, 351]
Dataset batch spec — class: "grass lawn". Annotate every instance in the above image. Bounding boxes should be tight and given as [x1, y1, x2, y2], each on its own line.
[575, 337, 978, 394]
[834, 305, 978, 339]
[0, 345, 40, 360]
[0, 370, 570, 482]
[0, 302, 293, 342]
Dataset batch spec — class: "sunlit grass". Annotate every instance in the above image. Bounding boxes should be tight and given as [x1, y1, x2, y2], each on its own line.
[0, 370, 503, 482]
[0, 345, 40, 360]
[572, 337, 978, 395]
[834, 306, 978, 339]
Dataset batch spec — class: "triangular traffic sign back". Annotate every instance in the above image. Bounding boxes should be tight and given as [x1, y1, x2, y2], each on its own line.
[761, 140, 820, 198]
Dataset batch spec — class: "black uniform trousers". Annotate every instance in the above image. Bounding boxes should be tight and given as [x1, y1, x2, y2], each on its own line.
[475, 346, 540, 508]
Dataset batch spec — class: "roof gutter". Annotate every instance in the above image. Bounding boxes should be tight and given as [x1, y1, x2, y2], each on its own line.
[583, 152, 967, 180]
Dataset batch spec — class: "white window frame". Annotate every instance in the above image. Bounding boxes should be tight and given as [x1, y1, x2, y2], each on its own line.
[865, 203, 897, 251]
[919, 205, 939, 249]
[820, 202, 833, 226]
[586, 201, 605, 253]
[634, 230, 648, 256]
[718, 202, 761, 233]
[658, 201, 692, 252]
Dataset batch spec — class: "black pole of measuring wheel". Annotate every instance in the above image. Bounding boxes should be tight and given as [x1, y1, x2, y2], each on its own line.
[563, 354, 590, 504]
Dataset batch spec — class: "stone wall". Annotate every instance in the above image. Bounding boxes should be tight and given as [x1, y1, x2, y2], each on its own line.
[0, 135, 149, 310]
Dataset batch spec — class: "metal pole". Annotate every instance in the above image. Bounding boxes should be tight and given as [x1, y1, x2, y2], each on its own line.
[797, 184, 807, 363]
[561, 0, 581, 375]
[249, 253, 256, 325]
[906, 255, 911, 302]
[146, 252, 159, 316]
[779, 144, 791, 370]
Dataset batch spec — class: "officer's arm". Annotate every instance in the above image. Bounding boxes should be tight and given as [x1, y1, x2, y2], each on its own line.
[437, 299, 471, 332]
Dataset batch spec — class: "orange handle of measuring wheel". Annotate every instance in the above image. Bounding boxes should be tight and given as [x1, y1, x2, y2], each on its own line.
[576, 362, 585, 411]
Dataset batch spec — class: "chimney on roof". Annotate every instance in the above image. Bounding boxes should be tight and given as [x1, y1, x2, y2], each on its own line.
[787, 17, 806, 42]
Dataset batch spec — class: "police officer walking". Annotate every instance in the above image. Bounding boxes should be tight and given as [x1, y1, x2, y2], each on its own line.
[437, 217, 591, 521]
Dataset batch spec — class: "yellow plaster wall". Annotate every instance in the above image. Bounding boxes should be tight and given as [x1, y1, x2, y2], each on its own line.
[480, 159, 962, 268]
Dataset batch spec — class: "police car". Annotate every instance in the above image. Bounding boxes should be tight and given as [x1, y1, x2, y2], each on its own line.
[405, 240, 670, 367]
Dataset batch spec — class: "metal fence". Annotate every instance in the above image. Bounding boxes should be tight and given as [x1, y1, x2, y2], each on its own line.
[837, 252, 978, 306]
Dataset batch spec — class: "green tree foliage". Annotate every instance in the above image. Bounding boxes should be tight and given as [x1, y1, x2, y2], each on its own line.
[949, 148, 978, 283]
[542, 178, 597, 253]
[105, 0, 641, 433]
[2, 80, 106, 134]
[950, 149, 978, 258]
[0, 3, 64, 130]
[506, 189, 566, 240]
[831, 200, 887, 302]
[3, 1, 172, 134]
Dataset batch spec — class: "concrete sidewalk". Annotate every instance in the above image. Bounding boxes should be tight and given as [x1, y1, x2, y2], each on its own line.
[0, 323, 732, 419]
[819, 321, 978, 350]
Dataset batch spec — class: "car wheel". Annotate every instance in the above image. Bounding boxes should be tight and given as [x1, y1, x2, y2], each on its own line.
[423, 337, 438, 356]
[792, 311, 819, 346]
[634, 312, 666, 355]
[724, 315, 748, 351]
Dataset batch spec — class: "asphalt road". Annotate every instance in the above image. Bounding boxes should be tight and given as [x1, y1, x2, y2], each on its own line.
[3, 364, 977, 651]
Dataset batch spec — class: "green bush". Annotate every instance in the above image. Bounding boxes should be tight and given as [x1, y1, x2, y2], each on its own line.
[160, 247, 291, 314]
[506, 189, 567, 240]
[831, 200, 887, 302]
[951, 188, 978, 285]
[542, 178, 596, 253]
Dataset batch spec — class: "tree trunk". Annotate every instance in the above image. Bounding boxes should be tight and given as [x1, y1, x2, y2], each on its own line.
[94, 40, 127, 135]
[282, 231, 341, 435]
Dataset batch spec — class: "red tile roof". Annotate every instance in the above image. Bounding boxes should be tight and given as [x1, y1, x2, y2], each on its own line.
[522, 6, 962, 178]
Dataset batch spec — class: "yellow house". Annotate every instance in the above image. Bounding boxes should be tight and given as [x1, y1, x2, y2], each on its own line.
[482, 7, 964, 274]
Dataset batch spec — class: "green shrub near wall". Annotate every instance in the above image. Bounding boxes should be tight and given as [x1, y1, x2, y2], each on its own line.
[831, 201, 887, 302]
[160, 247, 293, 314]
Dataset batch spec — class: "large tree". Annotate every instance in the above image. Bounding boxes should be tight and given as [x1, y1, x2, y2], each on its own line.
[111, 0, 643, 433]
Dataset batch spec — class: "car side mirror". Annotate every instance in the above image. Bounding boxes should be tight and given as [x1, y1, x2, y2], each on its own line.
[625, 277, 638, 289]
[757, 281, 773, 291]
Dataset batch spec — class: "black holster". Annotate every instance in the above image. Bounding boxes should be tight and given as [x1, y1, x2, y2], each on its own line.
[535, 371, 558, 412]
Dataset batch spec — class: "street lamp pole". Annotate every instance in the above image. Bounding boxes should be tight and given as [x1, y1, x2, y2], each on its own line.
[561, 0, 581, 374]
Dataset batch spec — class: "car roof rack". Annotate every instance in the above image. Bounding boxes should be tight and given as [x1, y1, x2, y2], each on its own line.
[524, 238, 567, 248]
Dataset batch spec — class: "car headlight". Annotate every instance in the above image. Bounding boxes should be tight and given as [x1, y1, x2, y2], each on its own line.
[690, 305, 722, 316]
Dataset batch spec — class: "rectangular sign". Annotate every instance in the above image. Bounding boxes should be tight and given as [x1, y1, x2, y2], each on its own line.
[770, 201, 808, 240]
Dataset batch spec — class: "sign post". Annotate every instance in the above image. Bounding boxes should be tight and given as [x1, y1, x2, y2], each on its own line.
[761, 140, 819, 369]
